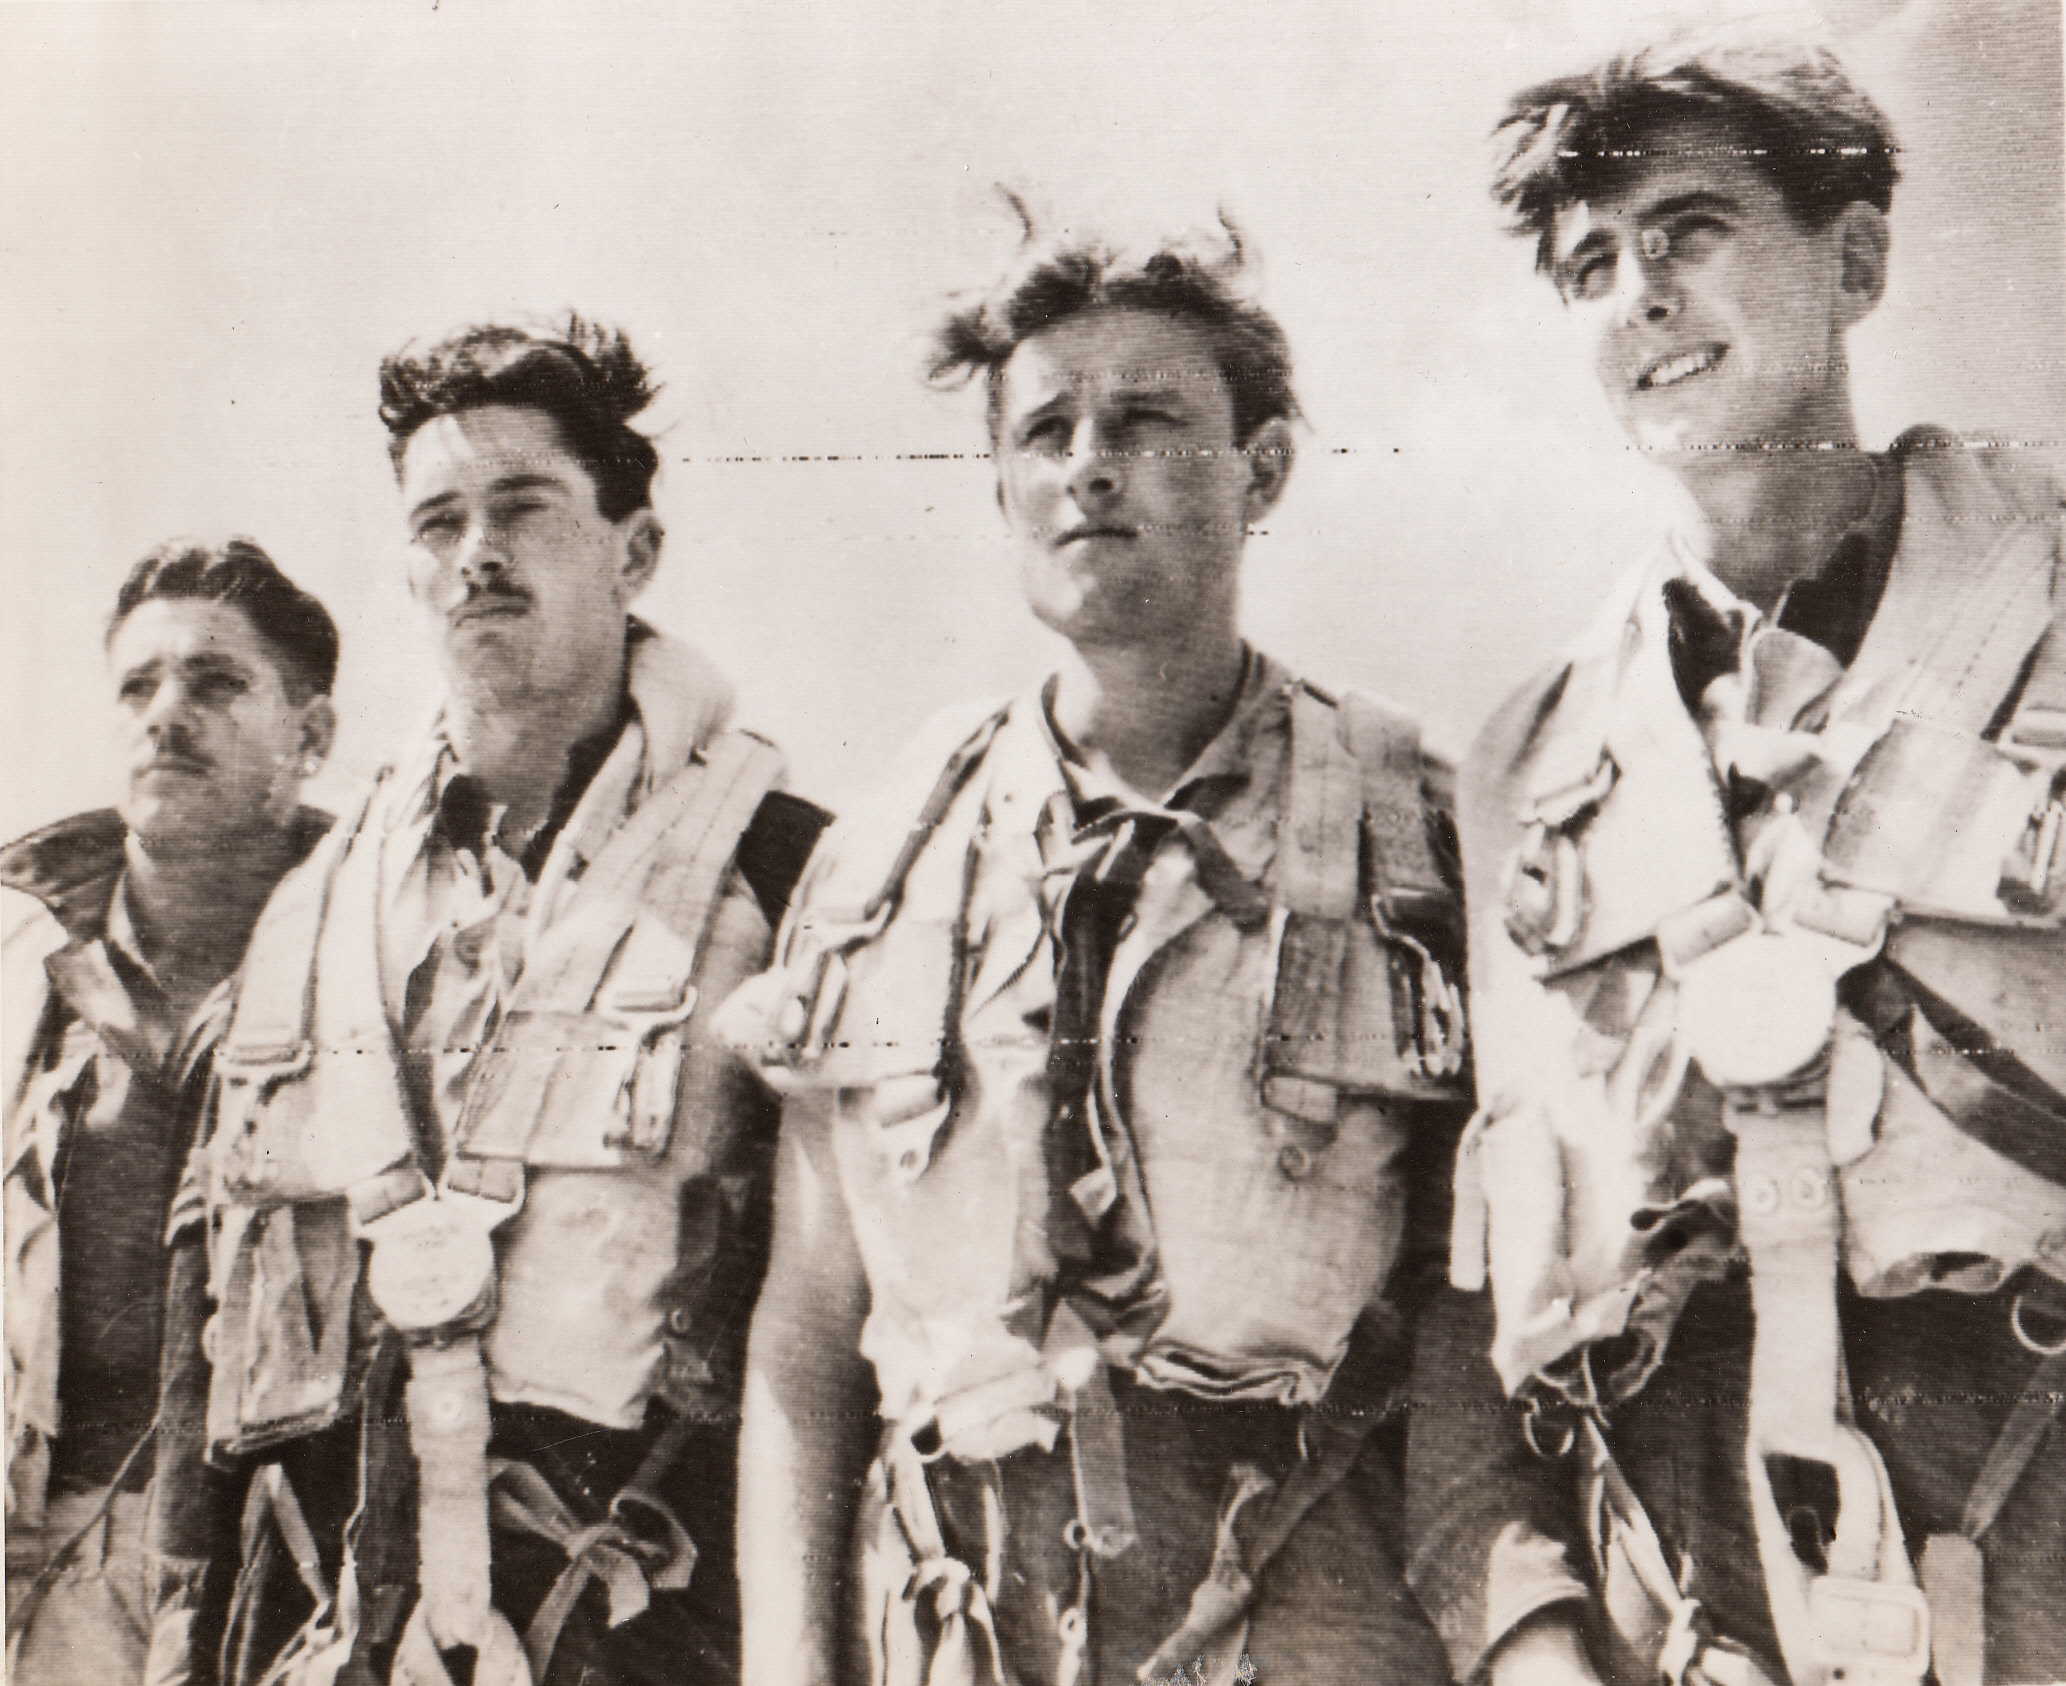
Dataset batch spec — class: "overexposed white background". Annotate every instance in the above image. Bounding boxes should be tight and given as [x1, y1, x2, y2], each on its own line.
[3, 0, 2060, 833]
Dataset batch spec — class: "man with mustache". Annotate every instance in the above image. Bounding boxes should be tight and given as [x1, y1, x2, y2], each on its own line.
[1408, 33, 2066, 1686]
[6, 539, 338, 1685]
[187, 317, 826, 1686]
[720, 219, 1470, 1686]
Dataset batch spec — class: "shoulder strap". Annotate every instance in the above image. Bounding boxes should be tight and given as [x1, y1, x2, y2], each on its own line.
[518, 729, 788, 1018]
[1338, 689, 1451, 921]
[855, 705, 1011, 927]
[218, 782, 382, 1076]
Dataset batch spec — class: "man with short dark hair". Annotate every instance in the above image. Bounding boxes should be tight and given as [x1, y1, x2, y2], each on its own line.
[188, 317, 827, 1686]
[1408, 34, 2065, 1686]
[6, 538, 338, 1685]
[721, 219, 1469, 1686]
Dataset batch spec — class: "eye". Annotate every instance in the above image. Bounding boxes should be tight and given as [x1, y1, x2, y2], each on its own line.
[1567, 253, 1616, 302]
[414, 512, 462, 545]
[1665, 214, 1727, 262]
[1016, 417, 1069, 453]
[193, 672, 247, 703]
[118, 675, 154, 704]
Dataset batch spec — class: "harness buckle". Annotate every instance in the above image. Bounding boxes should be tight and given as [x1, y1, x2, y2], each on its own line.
[1805, 1575, 1931, 1682]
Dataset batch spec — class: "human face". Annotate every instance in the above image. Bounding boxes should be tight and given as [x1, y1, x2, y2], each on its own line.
[996, 308, 1287, 654]
[1550, 122, 1874, 460]
[109, 599, 324, 849]
[399, 403, 658, 713]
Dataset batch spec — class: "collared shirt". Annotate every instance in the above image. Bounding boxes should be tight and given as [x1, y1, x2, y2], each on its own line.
[811, 651, 1337, 1423]
[38, 879, 218, 1490]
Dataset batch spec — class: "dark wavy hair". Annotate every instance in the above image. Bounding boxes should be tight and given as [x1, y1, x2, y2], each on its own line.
[377, 314, 663, 521]
[108, 537, 339, 702]
[1493, 32, 1901, 274]
[930, 200, 1301, 447]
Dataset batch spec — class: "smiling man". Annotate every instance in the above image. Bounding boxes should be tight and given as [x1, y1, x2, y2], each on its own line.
[1407, 35, 2066, 1686]
[186, 318, 827, 1686]
[720, 221, 1470, 1686]
[5, 540, 336, 1686]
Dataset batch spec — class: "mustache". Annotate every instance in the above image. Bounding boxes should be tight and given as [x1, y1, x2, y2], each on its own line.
[446, 582, 533, 620]
[137, 741, 212, 774]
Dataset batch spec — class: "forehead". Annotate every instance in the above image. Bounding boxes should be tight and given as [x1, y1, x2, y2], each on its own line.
[398, 403, 595, 504]
[998, 308, 1231, 417]
[1551, 130, 1791, 260]
[109, 598, 279, 677]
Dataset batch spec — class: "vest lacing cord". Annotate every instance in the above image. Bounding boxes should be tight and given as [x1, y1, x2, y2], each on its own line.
[484, 1415, 699, 1686]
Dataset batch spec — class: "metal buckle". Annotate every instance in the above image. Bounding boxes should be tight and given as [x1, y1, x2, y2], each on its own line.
[1806, 1575, 1931, 1681]
[354, 1162, 524, 1337]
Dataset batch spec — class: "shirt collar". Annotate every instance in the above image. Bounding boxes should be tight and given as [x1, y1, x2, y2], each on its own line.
[1036, 645, 1282, 826]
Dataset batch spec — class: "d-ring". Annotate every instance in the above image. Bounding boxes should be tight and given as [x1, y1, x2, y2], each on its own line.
[2011, 1289, 2066, 1356]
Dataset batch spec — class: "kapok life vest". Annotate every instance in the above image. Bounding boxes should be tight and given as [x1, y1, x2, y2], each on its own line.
[723, 667, 1470, 1449]
[1453, 430, 2066, 1409]
[201, 726, 786, 1455]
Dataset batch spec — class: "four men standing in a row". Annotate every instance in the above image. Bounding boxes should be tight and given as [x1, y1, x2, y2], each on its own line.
[6, 29, 2062, 1686]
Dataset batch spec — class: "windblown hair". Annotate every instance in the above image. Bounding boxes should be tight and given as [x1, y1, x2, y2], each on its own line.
[930, 201, 1301, 445]
[1492, 32, 1901, 274]
[378, 315, 663, 520]
[109, 537, 339, 702]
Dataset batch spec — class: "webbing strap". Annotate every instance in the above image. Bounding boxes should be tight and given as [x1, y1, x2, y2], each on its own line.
[513, 730, 781, 1018]
[1917, 1347, 2066, 1686]
[1282, 686, 1362, 921]
[404, 1338, 496, 1653]
[218, 785, 379, 1070]
[1731, 1106, 1927, 1686]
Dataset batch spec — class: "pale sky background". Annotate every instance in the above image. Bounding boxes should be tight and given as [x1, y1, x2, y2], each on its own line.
[2, 0, 2060, 836]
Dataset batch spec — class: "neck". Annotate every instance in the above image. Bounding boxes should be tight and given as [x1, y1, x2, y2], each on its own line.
[1050, 617, 1247, 799]
[1677, 398, 1876, 612]
[446, 645, 628, 835]
[124, 823, 303, 1003]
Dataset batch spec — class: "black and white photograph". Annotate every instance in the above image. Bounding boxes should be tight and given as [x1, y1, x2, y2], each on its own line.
[3, 3, 2061, 1683]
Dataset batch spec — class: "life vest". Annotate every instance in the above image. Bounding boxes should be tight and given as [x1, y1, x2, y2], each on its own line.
[1454, 430, 2066, 1407]
[723, 666, 1468, 1449]
[201, 723, 786, 1457]
[1454, 432, 2065, 1686]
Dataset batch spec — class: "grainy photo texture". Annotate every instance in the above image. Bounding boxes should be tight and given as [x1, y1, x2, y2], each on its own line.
[3, 4, 2061, 1686]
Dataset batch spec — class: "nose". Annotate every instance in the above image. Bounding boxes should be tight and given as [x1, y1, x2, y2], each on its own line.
[139, 678, 197, 745]
[1619, 246, 1681, 327]
[456, 519, 510, 583]
[1064, 419, 1123, 503]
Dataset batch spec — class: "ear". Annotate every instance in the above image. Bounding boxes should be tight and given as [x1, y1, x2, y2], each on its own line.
[618, 508, 664, 600]
[1832, 204, 1890, 328]
[297, 695, 337, 772]
[1243, 418, 1296, 522]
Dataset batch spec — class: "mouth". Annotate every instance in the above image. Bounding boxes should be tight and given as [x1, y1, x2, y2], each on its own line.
[450, 591, 531, 626]
[1054, 524, 1138, 547]
[138, 756, 211, 780]
[1636, 344, 1727, 392]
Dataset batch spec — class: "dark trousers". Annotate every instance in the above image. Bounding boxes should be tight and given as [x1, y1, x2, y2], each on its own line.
[904, 1375, 1451, 1685]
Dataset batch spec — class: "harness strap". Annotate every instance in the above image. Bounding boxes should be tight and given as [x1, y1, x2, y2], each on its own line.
[1846, 959, 2066, 1190]
[218, 786, 379, 1073]
[1730, 1103, 1929, 1686]
[483, 1412, 700, 1683]
[1137, 1311, 1402, 1681]
[878, 1436, 1015, 1686]
[1918, 1345, 2066, 1686]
